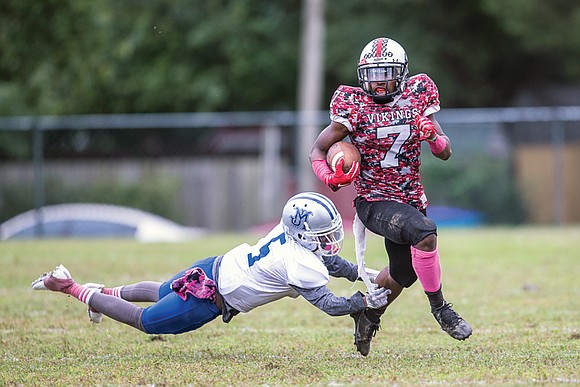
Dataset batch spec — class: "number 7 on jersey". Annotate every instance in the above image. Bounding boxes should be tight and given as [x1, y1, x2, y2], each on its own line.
[377, 124, 411, 168]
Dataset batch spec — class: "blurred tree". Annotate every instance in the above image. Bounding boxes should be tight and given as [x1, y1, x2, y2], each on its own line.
[0, 0, 302, 158]
[482, 0, 580, 80]
[1, 0, 580, 116]
[0, 0, 301, 115]
[324, 0, 569, 108]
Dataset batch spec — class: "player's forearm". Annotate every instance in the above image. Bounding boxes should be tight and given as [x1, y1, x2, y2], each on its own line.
[292, 285, 365, 316]
[430, 135, 452, 160]
[323, 255, 359, 282]
[309, 147, 327, 162]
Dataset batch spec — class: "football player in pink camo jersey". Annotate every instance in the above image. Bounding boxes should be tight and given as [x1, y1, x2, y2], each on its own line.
[310, 37, 472, 356]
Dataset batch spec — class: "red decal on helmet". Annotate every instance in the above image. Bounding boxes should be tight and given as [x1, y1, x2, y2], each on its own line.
[376, 38, 383, 57]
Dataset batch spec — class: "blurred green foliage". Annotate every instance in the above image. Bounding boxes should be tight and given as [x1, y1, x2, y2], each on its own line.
[1, 0, 580, 116]
[421, 156, 526, 224]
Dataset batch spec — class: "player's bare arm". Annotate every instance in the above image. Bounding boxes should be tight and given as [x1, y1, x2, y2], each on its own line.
[309, 121, 350, 162]
[310, 121, 359, 191]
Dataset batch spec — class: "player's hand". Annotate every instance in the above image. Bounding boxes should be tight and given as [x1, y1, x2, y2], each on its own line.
[415, 115, 437, 142]
[365, 268, 380, 283]
[325, 158, 360, 191]
[365, 284, 391, 309]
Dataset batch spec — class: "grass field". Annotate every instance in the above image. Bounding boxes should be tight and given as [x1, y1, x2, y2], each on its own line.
[1, 226, 579, 385]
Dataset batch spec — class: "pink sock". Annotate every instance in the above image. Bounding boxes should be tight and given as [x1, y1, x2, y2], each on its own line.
[411, 246, 442, 293]
[102, 286, 124, 298]
[65, 283, 97, 305]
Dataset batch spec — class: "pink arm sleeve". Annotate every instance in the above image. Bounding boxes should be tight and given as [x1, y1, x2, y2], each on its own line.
[429, 135, 447, 155]
[311, 159, 332, 183]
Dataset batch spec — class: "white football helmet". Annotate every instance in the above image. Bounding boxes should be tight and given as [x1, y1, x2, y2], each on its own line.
[281, 192, 344, 258]
[357, 37, 409, 103]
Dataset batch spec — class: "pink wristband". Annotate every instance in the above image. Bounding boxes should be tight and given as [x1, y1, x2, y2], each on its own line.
[311, 159, 333, 183]
[429, 135, 447, 154]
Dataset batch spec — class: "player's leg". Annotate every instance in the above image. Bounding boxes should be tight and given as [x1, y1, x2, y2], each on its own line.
[411, 233, 442, 296]
[92, 256, 220, 305]
[89, 263, 216, 324]
[356, 198, 442, 297]
[31, 265, 147, 331]
[86, 262, 215, 323]
[140, 256, 222, 334]
[85, 281, 162, 323]
[364, 241, 412, 321]
[139, 290, 220, 334]
[88, 292, 146, 331]
[98, 281, 162, 302]
[377, 239, 418, 302]
[88, 256, 222, 334]
[350, 261, 402, 356]
[32, 260, 222, 335]
[367, 202, 472, 340]
[353, 198, 464, 354]
[412, 233, 472, 340]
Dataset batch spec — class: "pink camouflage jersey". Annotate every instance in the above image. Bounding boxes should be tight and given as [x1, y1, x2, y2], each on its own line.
[329, 73, 441, 210]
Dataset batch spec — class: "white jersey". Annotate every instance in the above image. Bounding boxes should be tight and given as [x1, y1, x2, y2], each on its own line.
[218, 223, 330, 313]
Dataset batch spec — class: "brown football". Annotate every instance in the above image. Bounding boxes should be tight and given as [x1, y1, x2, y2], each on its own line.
[326, 141, 361, 173]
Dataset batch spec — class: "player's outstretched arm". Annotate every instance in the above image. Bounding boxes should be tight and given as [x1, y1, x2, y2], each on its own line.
[293, 283, 390, 316]
[292, 285, 366, 316]
[322, 255, 359, 282]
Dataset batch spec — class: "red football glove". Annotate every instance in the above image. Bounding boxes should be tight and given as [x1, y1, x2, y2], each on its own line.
[326, 158, 360, 191]
[415, 115, 437, 142]
[312, 158, 360, 192]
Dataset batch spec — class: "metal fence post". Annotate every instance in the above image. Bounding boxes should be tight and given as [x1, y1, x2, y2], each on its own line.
[32, 122, 45, 237]
[552, 121, 565, 225]
[261, 124, 282, 222]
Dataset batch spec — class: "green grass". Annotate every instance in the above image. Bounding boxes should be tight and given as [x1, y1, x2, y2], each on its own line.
[1, 227, 579, 385]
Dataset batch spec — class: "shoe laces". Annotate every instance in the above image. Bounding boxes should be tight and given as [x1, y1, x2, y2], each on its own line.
[435, 303, 462, 328]
[369, 322, 380, 338]
[363, 316, 381, 338]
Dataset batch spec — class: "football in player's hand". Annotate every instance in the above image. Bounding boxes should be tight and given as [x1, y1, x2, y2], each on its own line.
[326, 141, 361, 173]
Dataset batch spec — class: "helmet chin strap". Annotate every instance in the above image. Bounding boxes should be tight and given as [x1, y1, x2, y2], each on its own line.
[372, 95, 393, 104]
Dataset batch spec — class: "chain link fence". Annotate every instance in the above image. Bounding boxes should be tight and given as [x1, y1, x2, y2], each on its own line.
[1, 107, 579, 236]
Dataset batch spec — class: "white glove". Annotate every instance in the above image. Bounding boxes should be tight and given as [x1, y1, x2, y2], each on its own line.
[365, 268, 380, 283]
[365, 285, 391, 309]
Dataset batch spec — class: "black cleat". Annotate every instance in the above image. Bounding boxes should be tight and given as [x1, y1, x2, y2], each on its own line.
[351, 310, 380, 356]
[432, 302, 472, 340]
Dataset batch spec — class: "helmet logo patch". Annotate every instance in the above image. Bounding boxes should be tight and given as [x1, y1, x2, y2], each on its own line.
[290, 207, 313, 230]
